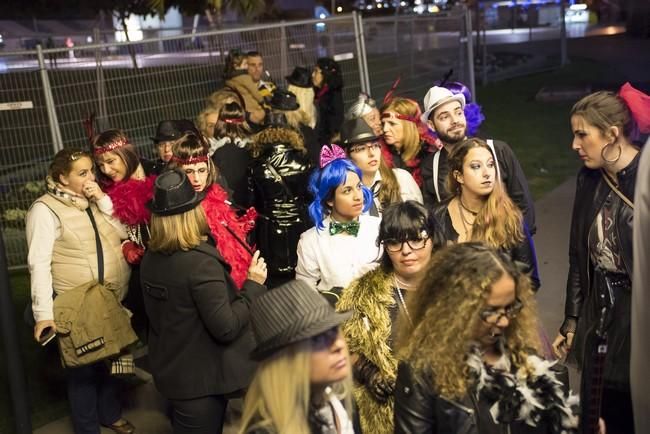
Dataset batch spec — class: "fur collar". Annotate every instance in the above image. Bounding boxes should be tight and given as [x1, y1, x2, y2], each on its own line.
[466, 347, 578, 433]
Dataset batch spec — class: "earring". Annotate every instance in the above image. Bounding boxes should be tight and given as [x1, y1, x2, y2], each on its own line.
[601, 142, 622, 164]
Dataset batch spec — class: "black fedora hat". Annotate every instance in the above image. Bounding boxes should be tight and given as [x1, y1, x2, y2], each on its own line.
[250, 280, 351, 360]
[285, 66, 312, 88]
[151, 120, 184, 143]
[269, 89, 299, 111]
[339, 117, 380, 147]
[148, 169, 205, 216]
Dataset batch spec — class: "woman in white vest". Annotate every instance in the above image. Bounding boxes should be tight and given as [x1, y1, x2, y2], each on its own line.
[26, 148, 134, 434]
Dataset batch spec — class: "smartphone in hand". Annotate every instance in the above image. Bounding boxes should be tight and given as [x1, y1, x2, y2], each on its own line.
[39, 327, 56, 346]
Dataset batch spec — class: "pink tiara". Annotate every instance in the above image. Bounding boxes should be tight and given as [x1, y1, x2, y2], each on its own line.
[93, 138, 129, 156]
[171, 155, 209, 165]
[319, 144, 346, 168]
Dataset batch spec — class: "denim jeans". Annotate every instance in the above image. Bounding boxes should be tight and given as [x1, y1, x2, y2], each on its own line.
[66, 362, 121, 434]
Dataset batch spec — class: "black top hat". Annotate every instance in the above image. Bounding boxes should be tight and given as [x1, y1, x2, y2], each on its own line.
[250, 280, 351, 360]
[148, 169, 205, 216]
[269, 89, 299, 111]
[285, 66, 312, 88]
[151, 120, 194, 143]
[339, 118, 380, 147]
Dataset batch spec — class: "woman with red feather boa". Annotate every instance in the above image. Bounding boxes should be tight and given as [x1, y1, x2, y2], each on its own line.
[167, 132, 261, 290]
[91, 129, 157, 335]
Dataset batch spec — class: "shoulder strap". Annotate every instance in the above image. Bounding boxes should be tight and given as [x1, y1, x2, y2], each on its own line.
[601, 170, 634, 209]
[432, 150, 441, 202]
[85, 208, 104, 284]
[486, 139, 502, 181]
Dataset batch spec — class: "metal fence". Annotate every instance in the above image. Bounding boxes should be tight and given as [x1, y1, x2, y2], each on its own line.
[475, 2, 568, 83]
[0, 9, 473, 268]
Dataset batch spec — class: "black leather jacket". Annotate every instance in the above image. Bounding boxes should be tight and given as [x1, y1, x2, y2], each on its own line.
[394, 362, 559, 434]
[562, 155, 637, 330]
[249, 140, 312, 276]
[429, 199, 541, 290]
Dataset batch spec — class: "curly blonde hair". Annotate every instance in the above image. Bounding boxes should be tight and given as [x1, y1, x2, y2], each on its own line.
[381, 98, 422, 163]
[396, 242, 540, 400]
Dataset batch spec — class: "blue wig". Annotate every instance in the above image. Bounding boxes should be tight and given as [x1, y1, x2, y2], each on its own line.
[308, 158, 373, 230]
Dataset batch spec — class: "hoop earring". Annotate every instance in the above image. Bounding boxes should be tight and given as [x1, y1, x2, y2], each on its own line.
[601, 142, 622, 164]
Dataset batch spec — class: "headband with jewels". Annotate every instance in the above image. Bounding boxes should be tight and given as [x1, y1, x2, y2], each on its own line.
[171, 155, 209, 165]
[224, 117, 245, 125]
[93, 138, 129, 156]
[319, 144, 347, 169]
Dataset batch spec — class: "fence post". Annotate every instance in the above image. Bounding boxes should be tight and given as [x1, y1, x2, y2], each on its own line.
[409, 18, 415, 79]
[0, 233, 33, 434]
[280, 21, 288, 80]
[463, 7, 476, 101]
[357, 13, 370, 94]
[560, 0, 568, 66]
[37, 44, 63, 154]
[94, 28, 109, 130]
[352, 11, 367, 94]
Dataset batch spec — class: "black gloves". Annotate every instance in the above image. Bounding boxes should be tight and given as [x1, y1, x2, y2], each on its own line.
[353, 354, 395, 403]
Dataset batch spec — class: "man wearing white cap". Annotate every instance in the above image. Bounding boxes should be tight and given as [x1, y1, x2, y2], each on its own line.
[420, 86, 536, 234]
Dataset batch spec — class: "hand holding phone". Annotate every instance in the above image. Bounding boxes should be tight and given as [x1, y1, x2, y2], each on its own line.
[34, 320, 56, 346]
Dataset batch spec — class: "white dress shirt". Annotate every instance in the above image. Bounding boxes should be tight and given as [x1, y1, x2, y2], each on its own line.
[295, 214, 381, 292]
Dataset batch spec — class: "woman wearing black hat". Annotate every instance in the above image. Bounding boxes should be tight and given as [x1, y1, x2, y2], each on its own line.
[140, 169, 267, 434]
[339, 117, 422, 217]
[312, 57, 344, 147]
[238, 279, 355, 434]
[249, 90, 312, 288]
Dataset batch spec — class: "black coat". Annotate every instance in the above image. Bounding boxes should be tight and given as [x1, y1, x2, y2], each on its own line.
[249, 140, 312, 277]
[213, 138, 253, 208]
[421, 139, 536, 234]
[315, 88, 344, 146]
[429, 199, 541, 290]
[394, 362, 558, 434]
[140, 241, 266, 400]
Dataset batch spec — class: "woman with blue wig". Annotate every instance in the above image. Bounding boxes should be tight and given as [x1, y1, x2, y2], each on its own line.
[295, 144, 381, 293]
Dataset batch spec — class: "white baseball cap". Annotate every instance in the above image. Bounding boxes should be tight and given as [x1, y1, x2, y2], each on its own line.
[421, 86, 466, 124]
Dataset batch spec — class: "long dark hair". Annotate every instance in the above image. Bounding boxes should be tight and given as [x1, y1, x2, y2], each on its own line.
[213, 101, 252, 141]
[90, 129, 141, 186]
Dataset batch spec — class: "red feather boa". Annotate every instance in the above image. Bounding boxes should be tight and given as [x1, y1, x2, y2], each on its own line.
[201, 184, 257, 290]
[105, 175, 156, 226]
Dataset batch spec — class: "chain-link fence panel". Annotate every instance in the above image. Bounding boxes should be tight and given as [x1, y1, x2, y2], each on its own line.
[0, 51, 54, 267]
[363, 10, 472, 105]
[0, 14, 364, 268]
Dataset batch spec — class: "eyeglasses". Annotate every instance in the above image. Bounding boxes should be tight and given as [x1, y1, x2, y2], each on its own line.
[310, 326, 339, 350]
[349, 142, 382, 154]
[479, 299, 523, 325]
[383, 235, 430, 253]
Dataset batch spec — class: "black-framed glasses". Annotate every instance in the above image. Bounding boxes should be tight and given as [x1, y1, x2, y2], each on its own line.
[383, 230, 429, 253]
[310, 326, 339, 350]
[349, 142, 382, 154]
[479, 299, 523, 324]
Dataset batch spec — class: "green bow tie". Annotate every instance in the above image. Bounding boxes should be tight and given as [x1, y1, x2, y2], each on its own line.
[329, 220, 360, 237]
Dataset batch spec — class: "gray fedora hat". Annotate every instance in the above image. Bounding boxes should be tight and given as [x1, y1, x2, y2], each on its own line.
[250, 280, 351, 360]
[339, 117, 380, 147]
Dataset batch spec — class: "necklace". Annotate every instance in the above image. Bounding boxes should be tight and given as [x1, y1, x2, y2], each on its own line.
[459, 197, 478, 215]
[393, 275, 412, 323]
[457, 198, 475, 236]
